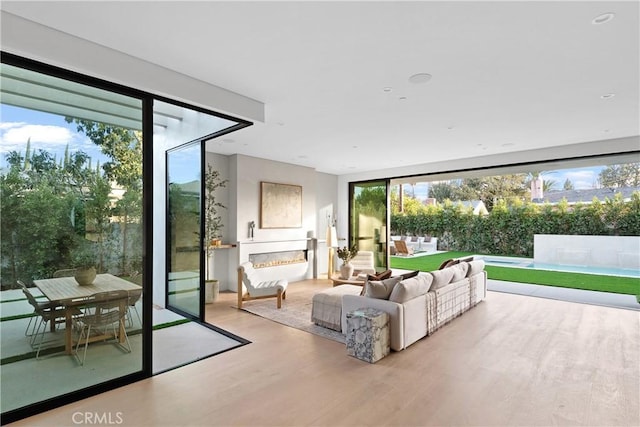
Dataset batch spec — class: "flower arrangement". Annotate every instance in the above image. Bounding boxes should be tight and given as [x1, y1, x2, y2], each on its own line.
[336, 245, 358, 264]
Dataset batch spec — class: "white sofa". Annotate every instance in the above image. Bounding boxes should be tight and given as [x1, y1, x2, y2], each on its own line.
[391, 236, 438, 253]
[341, 259, 486, 351]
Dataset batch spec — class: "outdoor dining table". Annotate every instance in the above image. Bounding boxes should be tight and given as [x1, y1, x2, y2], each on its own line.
[33, 274, 141, 355]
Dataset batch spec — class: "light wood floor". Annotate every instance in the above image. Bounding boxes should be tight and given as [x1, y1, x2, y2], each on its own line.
[9, 279, 640, 427]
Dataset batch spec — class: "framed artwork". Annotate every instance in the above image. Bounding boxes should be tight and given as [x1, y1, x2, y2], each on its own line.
[260, 181, 302, 228]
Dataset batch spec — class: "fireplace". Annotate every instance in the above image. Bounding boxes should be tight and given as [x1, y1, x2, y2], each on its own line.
[249, 250, 307, 268]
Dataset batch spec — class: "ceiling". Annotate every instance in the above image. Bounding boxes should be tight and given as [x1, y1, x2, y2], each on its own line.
[2, 1, 638, 176]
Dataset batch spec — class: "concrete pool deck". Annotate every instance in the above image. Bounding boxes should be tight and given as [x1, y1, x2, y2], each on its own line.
[488, 279, 640, 311]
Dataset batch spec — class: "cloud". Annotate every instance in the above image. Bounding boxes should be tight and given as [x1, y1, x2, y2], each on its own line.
[0, 123, 83, 154]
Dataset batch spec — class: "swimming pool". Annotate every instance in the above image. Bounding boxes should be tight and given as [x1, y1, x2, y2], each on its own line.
[475, 255, 640, 278]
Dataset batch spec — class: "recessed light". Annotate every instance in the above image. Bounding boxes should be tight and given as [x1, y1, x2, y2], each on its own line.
[408, 73, 432, 84]
[501, 143, 515, 147]
[447, 126, 455, 130]
[601, 93, 615, 99]
[221, 138, 235, 144]
[592, 12, 615, 25]
[383, 87, 393, 93]
[399, 96, 407, 101]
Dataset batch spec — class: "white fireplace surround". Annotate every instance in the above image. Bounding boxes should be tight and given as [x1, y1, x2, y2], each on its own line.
[236, 238, 317, 287]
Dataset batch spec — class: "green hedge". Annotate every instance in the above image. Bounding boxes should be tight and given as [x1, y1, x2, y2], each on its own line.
[391, 192, 640, 257]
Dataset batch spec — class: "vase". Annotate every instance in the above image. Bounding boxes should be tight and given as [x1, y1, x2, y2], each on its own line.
[339, 262, 354, 279]
[74, 267, 96, 286]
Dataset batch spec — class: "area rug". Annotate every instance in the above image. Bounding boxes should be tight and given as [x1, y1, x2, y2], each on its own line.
[239, 287, 346, 344]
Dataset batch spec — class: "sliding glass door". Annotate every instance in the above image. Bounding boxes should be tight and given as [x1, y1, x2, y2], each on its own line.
[166, 142, 202, 318]
[349, 180, 389, 271]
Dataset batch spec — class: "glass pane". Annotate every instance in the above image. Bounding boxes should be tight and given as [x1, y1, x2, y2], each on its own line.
[350, 180, 388, 271]
[0, 63, 144, 413]
[167, 142, 201, 318]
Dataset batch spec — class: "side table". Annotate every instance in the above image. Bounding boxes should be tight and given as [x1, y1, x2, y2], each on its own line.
[346, 307, 390, 363]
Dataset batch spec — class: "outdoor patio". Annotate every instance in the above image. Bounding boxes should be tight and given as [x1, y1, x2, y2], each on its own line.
[0, 287, 243, 413]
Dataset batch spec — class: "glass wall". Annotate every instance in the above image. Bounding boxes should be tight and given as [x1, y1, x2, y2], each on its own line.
[349, 180, 389, 271]
[166, 142, 202, 318]
[0, 62, 144, 412]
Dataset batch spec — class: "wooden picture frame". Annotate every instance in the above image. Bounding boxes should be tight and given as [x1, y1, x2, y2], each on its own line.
[260, 182, 302, 228]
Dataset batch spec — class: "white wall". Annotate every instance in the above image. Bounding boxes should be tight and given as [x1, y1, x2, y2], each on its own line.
[534, 234, 640, 269]
[221, 154, 337, 289]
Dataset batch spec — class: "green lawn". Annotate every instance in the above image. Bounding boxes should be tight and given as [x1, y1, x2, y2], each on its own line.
[390, 252, 640, 295]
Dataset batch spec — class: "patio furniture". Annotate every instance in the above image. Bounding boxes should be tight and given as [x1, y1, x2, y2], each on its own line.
[33, 274, 142, 355]
[126, 287, 143, 328]
[392, 239, 414, 256]
[237, 262, 288, 309]
[17, 280, 75, 358]
[52, 269, 77, 278]
[73, 290, 132, 366]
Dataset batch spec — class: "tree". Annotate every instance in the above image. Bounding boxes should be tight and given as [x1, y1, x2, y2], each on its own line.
[66, 118, 143, 274]
[563, 178, 574, 190]
[428, 181, 457, 202]
[598, 163, 640, 188]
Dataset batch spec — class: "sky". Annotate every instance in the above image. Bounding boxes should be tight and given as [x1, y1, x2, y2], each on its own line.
[0, 104, 109, 169]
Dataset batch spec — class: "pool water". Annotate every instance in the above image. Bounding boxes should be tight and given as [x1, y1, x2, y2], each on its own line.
[477, 255, 640, 278]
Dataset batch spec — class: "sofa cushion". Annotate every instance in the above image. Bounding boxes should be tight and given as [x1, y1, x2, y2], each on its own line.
[389, 274, 434, 303]
[364, 276, 402, 300]
[429, 267, 455, 289]
[450, 262, 469, 282]
[467, 260, 485, 277]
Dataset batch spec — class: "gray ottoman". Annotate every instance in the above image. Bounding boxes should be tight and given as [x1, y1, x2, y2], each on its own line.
[311, 285, 363, 331]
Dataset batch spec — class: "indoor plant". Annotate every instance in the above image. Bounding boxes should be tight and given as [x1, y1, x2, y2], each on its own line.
[204, 163, 228, 303]
[336, 245, 358, 279]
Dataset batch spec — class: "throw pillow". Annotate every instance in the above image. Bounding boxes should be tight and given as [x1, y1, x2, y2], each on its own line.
[467, 260, 485, 277]
[423, 235, 432, 242]
[364, 276, 402, 300]
[410, 236, 419, 242]
[399, 270, 420, 280]
[367, 269, 393, 281]
[449, 262, 469, 282]
[361, 270, 393, 295]
[429, 267, 455, 289]
[388, 274, 434, 303]
[438, 258, 459, 269]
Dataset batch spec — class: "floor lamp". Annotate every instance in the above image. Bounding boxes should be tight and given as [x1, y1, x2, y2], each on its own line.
[326, 226, 338, 278]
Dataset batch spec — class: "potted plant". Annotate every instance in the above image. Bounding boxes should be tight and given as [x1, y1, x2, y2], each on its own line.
[71, 240, 97, 286]
[336, 245, 358, 279]
[204, 163, 228, 303]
